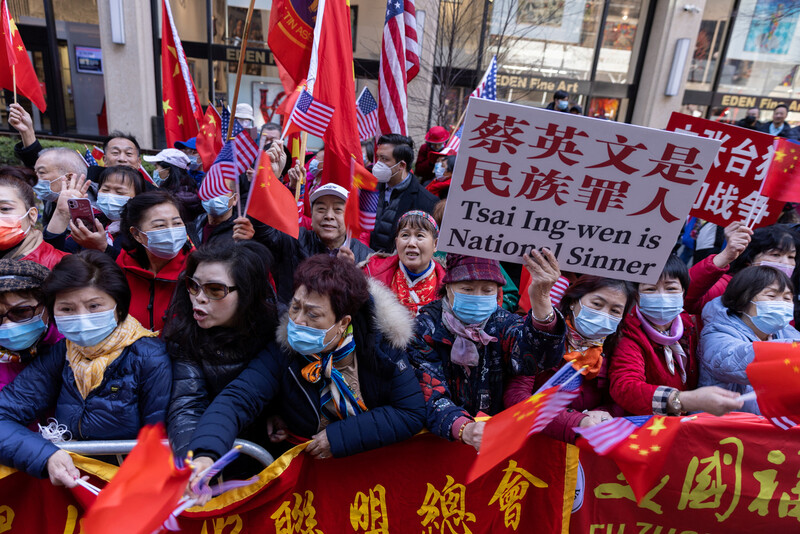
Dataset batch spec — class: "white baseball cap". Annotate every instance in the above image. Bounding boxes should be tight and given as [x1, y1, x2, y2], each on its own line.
[143, 148, 191, 170]
[310, 183, 349, 204]
[235, 103, 255, 124]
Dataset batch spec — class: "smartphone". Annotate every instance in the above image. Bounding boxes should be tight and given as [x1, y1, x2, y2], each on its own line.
[68, 198, 95, 229]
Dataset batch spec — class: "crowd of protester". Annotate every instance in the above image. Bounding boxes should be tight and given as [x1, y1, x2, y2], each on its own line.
[1, 102, 798, 500]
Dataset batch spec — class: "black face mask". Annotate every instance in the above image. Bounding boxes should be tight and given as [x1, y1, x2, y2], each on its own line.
[744, 116, 757, 124]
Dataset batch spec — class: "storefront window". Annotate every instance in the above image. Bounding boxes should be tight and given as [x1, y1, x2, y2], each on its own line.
[595, 0, 648, 84]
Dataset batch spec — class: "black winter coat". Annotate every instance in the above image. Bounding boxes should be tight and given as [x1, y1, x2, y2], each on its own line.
[370, 173, 438, 253]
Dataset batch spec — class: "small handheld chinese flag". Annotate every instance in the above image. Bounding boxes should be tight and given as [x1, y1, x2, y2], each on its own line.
[83, 424, 191, 534]
[747, 341, 800, 429]
[0, 0, 46, 111]
[246, 151, 300, 239]
[760, 138, 800, 203]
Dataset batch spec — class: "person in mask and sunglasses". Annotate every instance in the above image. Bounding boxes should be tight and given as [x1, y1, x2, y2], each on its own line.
[0, 250, 170, 488]
[699, 265, 800, 414]
[504, 273, 637, 444]
[117, 191, 192, 331]
[610, 254, 743, 417]
[0, 259, 61, 390]
[408, 251, 565, 452]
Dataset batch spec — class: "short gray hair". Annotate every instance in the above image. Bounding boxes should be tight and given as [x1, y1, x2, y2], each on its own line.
[38, 147, 88, 176]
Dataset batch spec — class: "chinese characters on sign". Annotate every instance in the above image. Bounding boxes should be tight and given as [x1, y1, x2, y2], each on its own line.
[441, 99, 721, 283]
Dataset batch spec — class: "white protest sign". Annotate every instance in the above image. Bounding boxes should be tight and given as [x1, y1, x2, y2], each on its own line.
[439, 98, 722, 283]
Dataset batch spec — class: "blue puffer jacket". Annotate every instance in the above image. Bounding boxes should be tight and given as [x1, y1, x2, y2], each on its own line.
[0, 337, 172, 477]
[699, 296, 800, 414]
[189, 281, 425, 459]
[407, 299, 565, 440]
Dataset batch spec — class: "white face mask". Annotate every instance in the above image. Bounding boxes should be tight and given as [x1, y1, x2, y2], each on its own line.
[372, 161, 400, 183]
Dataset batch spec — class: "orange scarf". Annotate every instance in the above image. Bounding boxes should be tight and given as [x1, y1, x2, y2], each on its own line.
[563, 317, 604, 379]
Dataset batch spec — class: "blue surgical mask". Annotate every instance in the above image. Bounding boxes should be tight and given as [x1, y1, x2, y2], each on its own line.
[96, 193, 130, 221]
[557, 100, 569, 111]
[573, 302, 621, 340]
[139, 226, 186, 259]
[0, 314, 47, 351]
[638, 293, 684, 326]
[188, 156, 201, 171]
[151, 168, 165, 187]
[451, 291, 498, 324]
[287, 318, 337, 355]
[201, 195, 231, 217]
[308, 159, 320, 176]
[33, 178, 61, 203]
[434, 162, 446, 180]
[747, 300, 794, 335]
[56, 307, 118, 347]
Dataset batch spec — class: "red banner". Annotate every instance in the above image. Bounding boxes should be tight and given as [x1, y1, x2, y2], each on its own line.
[666, 113, 782, 229]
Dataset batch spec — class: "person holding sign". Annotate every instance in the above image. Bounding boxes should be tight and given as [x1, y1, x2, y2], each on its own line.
[699, 265, 800, 414]
[609, 254, 744, 417]
[407, 250, 565, 451]
[504, 274, 638, 443]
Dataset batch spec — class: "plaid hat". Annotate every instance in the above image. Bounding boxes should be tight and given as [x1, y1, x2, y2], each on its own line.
[442, 254, 505, 285]
[0, 260, 50, 293]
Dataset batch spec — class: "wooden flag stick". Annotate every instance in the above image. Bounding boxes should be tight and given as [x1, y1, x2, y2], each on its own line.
[226, 0, 256, 141]
[295, 132, 308, 202]
[11, 64, 16, 104]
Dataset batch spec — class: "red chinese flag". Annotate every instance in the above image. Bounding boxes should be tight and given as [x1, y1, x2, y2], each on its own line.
[760, 138, 800, 203]
[0, 0, 45, 111]
[748, 341, 800, 421]
[246, 151, 300, 239]
[267, 0, 316, 85]
[82, 424, 191, 534]
[344, 159, 377, 238]
[196, 105, 223, 172]
[160, 0, 203, 147]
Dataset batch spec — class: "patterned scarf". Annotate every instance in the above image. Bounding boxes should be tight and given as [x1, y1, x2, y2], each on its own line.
[300, 326, 367, 420]
[391, 261, 439, 316]
[635, 307, 688, 383]
[66, 314, 157, 399]
[441, 299, 497, 375]
[563, 317, 604, 379]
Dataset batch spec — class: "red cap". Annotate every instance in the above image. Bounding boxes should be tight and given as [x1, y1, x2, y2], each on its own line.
[425, 126, 450, 144]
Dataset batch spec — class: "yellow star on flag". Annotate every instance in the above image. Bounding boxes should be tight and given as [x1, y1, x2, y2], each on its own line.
[168, 45, 177, 59]
[173, 63, 181, 78]
[638, 449, 649, 456]
[177, 115, 184, 126]
[9, 17, 17, 37]
[775, 150, 787, 163]
[629, 443, 639, 450]
[645, 418, 667, 436]
[208, 116, 216, 126]
[650, 445, 661, 452]
[162, 100, 173, 114]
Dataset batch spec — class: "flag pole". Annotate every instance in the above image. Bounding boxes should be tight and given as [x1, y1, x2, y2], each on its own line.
[226, 0, 256, 141]
[11, 64, 15, 104]
[295, 132, 307, 202]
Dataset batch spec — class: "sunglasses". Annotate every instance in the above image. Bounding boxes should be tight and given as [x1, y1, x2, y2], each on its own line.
[185, 276, 238, 300]
[0, 304, 41, 325]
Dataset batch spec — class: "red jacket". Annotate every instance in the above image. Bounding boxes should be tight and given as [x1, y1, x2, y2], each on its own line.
[609, 312, 698, 416]
[21, 241, 68, 270]
[116, 248, 190, 332]
[685, 254, 731, 329]
[362, 254, 446, 313]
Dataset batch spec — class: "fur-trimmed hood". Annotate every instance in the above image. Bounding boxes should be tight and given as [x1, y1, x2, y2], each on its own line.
[275, 278, 414, 351]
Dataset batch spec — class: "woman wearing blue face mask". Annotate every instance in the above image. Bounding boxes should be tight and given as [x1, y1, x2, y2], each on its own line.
[0, 250, 171, 488]
[116, 191, 192, 331]
[407, 251, 565, 452]
[699, 265, 800, 414]
[0, 259, 61, 391]
[504, 274, 637, 444]
[610, 255, 743, 417]
[189, 180, 262, 247]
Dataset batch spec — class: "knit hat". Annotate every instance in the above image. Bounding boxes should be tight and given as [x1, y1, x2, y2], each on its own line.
[442, 254, 504, 285]
[0, 260, 50, 293]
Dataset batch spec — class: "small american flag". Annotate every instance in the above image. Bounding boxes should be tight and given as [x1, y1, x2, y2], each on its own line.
[438, 125, 462, 156]
[470, 55, 497, 100]
[359, 189, 380, 231]
[575, 416, 652, 455]
[199, 141, 235, 200]
[220, 107, 243, 140]
[770, 416, 800, 430]
[82, 148, 98, 167]
[288, 89, 335, 139]
[232, 131, 258, 174]
[356, 87, 379, 141]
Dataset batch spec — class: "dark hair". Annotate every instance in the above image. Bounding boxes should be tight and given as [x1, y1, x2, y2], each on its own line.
[361, 140, 374, 163]
[98, 165, 147, 196]
[0, 165, 36, 187]
[163, 240, 278, 360]
[0, 176, 35, 209]
[722, 265, 793, 317]
[43, 250, 131, 322]
[775, 104, 789, 113]
[377, 134, 415, 168]
[554, 90, 569, 100]
[293, 254, 370, 321]
[570, 104, 583, 114]
[157, 162, 196, 193]
[730, 224, 799, 274]
[119, 190, 188, 266]
[103, 132, 141, 154]
[396, 211, 438, 239]
[444, 155, 456, 173]
[262, 122, 281, 132]
[644, 254, 690, 293]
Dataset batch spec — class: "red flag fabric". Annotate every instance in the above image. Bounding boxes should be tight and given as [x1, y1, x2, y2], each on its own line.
[82, 424, 191, 534]
[0, 0, 45, 111]
[760, 137, 800, 203]
[344, 159, 378, 240]
[267, 0, 316, 85]
[196, 105, 223, 172]
[247, 151, 300, 239]
[160, 0, 203, 147]
[748, 341, 800, 428]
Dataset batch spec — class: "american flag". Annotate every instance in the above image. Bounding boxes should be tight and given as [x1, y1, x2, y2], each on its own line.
[359, 189, 380, 231]
[438, 125, 462, 156]
[232, 131, 258, 174]
[356, 87, 379, 141]
[770, 416, 800, 430]
[199, 141, 235, 200]
[220, 106, 243, 140]
[536, 362, 584, 394]
[575, 416, 653, 455]
[470, 55, 498, 100]
[287, 89, 335, 139]
[377, 0, 420, 136]
[82, 148, 98, 167]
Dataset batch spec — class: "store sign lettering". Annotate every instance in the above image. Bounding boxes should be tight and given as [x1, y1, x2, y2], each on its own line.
[224, 47, 275, 66]
[497, 74, 585, 94]
[717, 93, 800, 112]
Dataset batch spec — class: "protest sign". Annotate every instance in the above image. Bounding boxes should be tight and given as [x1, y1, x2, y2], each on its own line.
[439, 98, 721, 283]
[666, 112, 781, 229]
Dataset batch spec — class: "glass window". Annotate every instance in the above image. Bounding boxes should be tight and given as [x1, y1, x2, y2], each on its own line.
[595, 0, 649, 84]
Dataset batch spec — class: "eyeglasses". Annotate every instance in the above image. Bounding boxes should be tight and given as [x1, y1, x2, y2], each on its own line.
[185, 276, 238, 300]
[0, 304, 41, 325]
